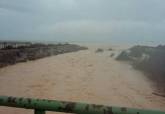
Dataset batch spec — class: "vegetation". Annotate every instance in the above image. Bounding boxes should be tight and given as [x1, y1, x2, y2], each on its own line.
[116, 45, 165, 94]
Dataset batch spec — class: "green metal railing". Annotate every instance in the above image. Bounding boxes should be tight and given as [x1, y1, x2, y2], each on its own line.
[0, 96, 165, 114]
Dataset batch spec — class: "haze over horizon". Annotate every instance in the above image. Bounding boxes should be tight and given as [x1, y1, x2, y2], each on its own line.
[0, 0, 165, 44]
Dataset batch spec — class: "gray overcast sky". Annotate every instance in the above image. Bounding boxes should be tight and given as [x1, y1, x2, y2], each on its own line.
[0, 0, 165, 44]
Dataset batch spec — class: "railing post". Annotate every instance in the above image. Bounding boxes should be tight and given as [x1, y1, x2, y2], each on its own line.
[34, 109, 45, 114]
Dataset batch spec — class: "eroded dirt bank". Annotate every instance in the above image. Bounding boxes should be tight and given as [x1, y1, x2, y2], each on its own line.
[0, 44, 165, 114]
[0, 43, 87, 68]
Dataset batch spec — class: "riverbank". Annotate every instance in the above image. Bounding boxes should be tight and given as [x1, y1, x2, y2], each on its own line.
[116, 45, 165, 96]
[0, 42, 87, 68]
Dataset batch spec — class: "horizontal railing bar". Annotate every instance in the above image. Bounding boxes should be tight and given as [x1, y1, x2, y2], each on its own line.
[0, 96, 165, 114]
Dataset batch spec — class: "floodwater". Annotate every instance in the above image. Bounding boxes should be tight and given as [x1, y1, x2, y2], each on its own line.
[0, 44, 165, 114]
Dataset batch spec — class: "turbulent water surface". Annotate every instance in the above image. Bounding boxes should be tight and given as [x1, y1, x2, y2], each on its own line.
[0, 44, 165, 114]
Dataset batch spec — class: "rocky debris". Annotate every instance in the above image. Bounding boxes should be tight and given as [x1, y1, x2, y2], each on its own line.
[116, 45, 165, 94]
[108, 48, 113, 51]
[95, 48, 104, 53]
[110, 53, 115, 58]
[0, 43, 88, 68]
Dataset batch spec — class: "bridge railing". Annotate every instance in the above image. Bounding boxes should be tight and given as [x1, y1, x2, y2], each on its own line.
[0, 96, 164, 114]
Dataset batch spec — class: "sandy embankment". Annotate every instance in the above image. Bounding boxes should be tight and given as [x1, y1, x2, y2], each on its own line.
[0, 44, 165, 114]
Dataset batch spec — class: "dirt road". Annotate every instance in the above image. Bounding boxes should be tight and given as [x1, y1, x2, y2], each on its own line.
[0, 45, 165, 114]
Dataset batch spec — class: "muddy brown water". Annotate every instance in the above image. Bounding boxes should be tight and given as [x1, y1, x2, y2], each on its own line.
[0, 44, 165, 114]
